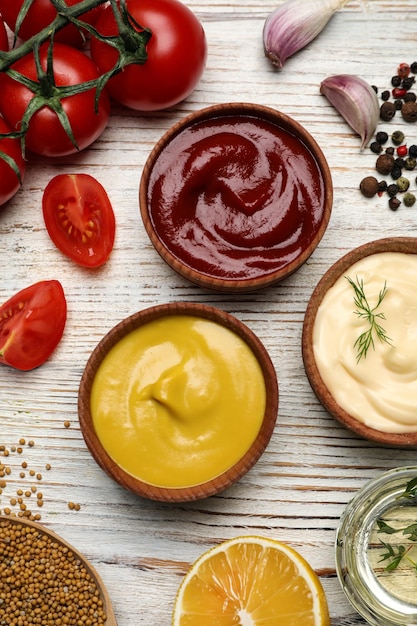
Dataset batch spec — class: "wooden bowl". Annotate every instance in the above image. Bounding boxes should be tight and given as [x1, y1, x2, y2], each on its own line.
[78, 302, 278, 502]
[0, 516, 117, 625]
[302, 237, 417, 447]
[139, 102, 333, 293]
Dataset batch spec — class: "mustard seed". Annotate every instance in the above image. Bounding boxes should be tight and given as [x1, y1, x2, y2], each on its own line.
[0, 519, 107, 625]
[64, 421, 70, 429]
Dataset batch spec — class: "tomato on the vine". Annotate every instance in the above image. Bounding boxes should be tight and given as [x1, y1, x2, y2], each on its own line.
[0, 280, 67, 371]
[0, 116, 26, 207]
[0, 16, 8, 51]
[0, 0, 104, 48]
[0, 42, 110, 157]
[90, 0, 207, 111]
[42, 174, 116, 268]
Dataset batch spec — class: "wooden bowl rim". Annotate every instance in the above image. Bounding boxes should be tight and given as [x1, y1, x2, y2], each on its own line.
[78, 302, 279, 502]
[302, 236, 417, 447]
[139, 102, 333, 293]
[0, 516, 117, 624]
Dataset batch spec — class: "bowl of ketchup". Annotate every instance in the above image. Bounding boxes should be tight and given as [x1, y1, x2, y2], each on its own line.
[139, 103, 333, 293]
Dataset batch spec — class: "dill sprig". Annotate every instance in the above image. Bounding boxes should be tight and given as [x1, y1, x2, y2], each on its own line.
[376, 477, 417, 573]
[345, 275, 393, 363]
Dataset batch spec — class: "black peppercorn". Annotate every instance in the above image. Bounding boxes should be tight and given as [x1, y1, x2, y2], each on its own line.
[385, 146, 395, 155]
[387, 183, 399, 197]
[359, 176, 379, 198]
[402, 77, 415, 90]
[389, 197, 401, 211]
[380, 101, 396, 121]
[394, 157, 405, 169]
[410, 62, 417, 74]
[391, 166, 403, 180]
[402, 101, 417, 122]
[394, 99, 403, 110]
[404, 92, 417, 102]
[370, 141, 382, 154]
[376, 131, 389, 144]
[391, 75, 402, 88]
[376, 153, 395, 175]
[378, 180, 388, 193]
[408, 145, 417, 157]
[381, 90, 390, 101]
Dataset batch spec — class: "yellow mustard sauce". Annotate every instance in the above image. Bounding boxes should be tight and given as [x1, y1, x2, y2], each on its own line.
[90, 315, 266, 488]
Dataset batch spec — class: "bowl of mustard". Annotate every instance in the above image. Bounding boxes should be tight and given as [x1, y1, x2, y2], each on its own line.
[78, 302, 279, 501]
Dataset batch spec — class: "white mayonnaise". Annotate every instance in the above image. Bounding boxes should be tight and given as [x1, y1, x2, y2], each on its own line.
[313, 252, 417, 433]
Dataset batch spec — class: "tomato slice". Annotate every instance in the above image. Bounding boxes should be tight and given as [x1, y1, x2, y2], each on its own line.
[0, 280, 67, 371]
[42, 174, 116, 268]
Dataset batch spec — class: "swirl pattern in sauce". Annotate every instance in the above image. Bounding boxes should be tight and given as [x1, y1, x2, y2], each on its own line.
[147, 115, 326, 280]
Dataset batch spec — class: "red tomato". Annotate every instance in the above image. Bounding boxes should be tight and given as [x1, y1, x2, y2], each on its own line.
[90, 0, 207, 111]
[0, 280, 67, 371]
[0, 116, 26, 207]
[0, 0, 104, 48]
[0, 16, 8, 51]
[42, 174, 116, 268]
[0, 42, 110, 157]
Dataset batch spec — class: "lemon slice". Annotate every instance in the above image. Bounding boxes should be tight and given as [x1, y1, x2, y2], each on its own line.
[172, 535, 330, 626]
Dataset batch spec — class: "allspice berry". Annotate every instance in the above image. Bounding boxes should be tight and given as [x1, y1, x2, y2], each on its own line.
[359, 176, 379, 198]
[376, 153, 395, 175]
[380, 101, 396, 121]
[401, 100, 417, 122]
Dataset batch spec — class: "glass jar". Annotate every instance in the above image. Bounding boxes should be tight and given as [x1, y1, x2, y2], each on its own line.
[336, 466, 417, 626]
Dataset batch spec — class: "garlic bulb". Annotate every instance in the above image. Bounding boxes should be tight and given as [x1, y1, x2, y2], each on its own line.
[320, 74, 379, 151]
[263, 0, 349, 69]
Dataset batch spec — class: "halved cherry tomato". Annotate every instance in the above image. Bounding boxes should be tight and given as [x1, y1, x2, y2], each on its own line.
[42, 174, 116, 268]
[0, 280, 67, 371]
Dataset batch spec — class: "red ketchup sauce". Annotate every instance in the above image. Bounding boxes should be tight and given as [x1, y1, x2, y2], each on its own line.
[147, 115, 326, 280]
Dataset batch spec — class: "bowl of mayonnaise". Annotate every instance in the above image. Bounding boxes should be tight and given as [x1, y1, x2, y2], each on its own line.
[302, 237, 417, 447]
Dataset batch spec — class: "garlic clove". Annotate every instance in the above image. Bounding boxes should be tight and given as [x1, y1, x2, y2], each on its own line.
[263, 0, 349, 70]
[320, 74, 379, 151]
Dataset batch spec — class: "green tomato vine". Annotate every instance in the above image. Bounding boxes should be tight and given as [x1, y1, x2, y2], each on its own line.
[0, 0, 152, 170]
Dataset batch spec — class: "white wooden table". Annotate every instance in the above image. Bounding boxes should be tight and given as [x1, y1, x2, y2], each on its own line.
[2, 1, 417, 624]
